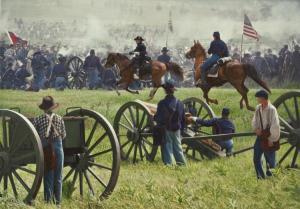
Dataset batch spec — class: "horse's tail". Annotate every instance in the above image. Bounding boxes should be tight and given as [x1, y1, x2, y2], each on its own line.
[166, 62, 184, 81]
[243, 64, 271, 93]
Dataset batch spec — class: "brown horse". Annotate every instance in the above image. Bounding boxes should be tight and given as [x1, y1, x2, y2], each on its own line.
[185, 41, 271, 111]
[104, 52, 184, 99]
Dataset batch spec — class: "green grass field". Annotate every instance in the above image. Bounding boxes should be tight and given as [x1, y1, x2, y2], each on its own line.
[0, 88, 299, 209]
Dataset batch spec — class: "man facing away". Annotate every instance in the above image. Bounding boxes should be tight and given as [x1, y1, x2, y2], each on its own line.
[252, 90, 280, 179]
[154, 80, 186, 166]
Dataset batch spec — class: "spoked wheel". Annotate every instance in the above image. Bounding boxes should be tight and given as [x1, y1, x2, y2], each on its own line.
[64, 108, 120, 199]
[181, 97, 218, 161]
[67, 56, 86, 89]
[0, 109, 43, 204]
[273, 91, 300, 168]
[114, 101, 158, 164]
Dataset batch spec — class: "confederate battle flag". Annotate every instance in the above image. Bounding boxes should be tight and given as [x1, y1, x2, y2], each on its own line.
[7, 31, 28, 45]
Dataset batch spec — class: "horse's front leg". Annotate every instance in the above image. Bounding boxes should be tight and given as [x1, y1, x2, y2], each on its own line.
[202, 87, 218, 105]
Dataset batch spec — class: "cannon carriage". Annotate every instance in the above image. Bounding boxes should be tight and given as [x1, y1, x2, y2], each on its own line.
[113, 91, 300, 167]
[0, 107, 120, 203]
[66, 56, 86, 89]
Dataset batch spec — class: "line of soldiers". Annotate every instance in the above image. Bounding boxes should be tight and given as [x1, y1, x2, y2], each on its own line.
[236, 44, 300, 82]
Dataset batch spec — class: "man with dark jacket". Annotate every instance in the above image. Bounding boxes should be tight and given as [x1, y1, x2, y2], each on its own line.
[129, 36, 148, 80]
[31, 51, 50, 91]
[51, 56, 67, 90]
[1, 62, 15, 89]
[83, 49, 102, 89]
[199, 31, 229, 87]
[187, 108, 235, 155]
[154, 80, 186, 166]
[157, 47, 171, 64]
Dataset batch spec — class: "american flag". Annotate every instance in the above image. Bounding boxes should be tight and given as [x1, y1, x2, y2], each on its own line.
[243, 14, 259, 41]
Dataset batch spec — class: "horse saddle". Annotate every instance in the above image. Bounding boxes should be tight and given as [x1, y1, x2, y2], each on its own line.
[207, 57, 232, 78]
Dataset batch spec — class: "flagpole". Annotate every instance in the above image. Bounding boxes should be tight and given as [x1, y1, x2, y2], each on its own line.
[240, 34, 244, 63]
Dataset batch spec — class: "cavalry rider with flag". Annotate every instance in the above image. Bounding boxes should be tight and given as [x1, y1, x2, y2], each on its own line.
[129, 36, 148, 80]
[199, 31, 229, 87]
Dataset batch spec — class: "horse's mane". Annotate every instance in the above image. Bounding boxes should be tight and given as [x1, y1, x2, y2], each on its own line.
[110, 52, 129, 60]
[195, 42, 207, 59]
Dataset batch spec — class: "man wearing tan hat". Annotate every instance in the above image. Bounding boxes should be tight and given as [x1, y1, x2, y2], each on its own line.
[32, 96, 66, 205]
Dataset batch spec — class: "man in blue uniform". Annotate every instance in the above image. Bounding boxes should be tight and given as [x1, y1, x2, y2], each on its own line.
[154, 80, 186, 166]
[200, 31, 229, 87]
[157, 47, 171, 64]
[31, 51, 50, 91]
[51, 56, 67, 90]
[1, 62, 15, 89]
[187, 108, 235, 155]
[83, 49, 102, 89]
[15, 61, 31, 89]
[129, 36, 147, 80]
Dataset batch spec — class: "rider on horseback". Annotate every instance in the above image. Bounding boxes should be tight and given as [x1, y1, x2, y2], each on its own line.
[199, 31, 229, 87]
[129, 36, 147, 80]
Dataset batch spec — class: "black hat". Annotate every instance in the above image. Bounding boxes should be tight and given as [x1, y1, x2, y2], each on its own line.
[161, 47, 169, 52]
[58, 56, 66, 63]
[134, 36, 145, 41]
[222, 108, 230, 116]
[90, 49, 95, 55]
[162, 80, 177, 93]
[213, 31, 220, 38]
[39, 96, 59, 111]
[255, 90, 269, 100]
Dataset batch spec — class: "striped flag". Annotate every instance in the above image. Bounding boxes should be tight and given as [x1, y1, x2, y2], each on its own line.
[168, 11, 173, 32]
[243, 14, 259, 41]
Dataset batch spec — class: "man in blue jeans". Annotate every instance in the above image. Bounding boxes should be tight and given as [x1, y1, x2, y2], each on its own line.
[187, 108, 235, 155]
[252, 90, 280, 179]
[154, 80, 186, 166]
[33, 96, 66, 205]
[199, 31, 229, 87]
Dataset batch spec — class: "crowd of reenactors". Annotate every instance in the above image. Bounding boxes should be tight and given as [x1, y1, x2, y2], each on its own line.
[0, 41, 299, 91]
[232, 44, 300, 83]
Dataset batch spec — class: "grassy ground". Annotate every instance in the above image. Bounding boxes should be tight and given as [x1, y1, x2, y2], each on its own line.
[0, 88, 299, 209]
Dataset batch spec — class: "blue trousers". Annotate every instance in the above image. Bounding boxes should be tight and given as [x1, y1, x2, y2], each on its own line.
[161, 130, 186, 166]
[216, 139, 233, 154]
[44, 140, 64, 204]
[87, 69, 99, 89]
[253, 137, 276, 179]
[32, 70, 45, 90]
[200, 54, 220, 80]
[55, 77, 66, 90]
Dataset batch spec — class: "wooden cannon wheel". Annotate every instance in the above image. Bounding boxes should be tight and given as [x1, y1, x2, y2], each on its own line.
[0, 109, 43, 204]
[273, 91, 300, 168]
[67, 56, 86, 89]
[64, 108, 121, 199]
[113, 100, 158, 164]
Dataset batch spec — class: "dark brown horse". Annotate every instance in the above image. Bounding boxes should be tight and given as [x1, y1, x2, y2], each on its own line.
[185, 41, 271, 111]
[104, 53, 184, 100]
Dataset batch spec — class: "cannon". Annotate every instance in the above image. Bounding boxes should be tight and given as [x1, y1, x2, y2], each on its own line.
[113, 91, 300, 167]
[0, 107, 120, 203]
